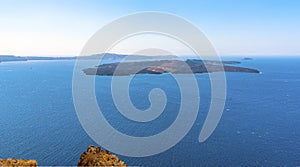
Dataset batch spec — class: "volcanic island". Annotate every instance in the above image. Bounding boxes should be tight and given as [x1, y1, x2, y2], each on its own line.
[83, 59, 260, 76]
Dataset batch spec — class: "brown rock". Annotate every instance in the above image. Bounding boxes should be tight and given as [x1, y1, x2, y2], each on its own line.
[0, 158, 38, 166]
[77, 145, 126, 167]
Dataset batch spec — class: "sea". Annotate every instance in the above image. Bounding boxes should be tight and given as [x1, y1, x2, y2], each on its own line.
[0, 57, 299, 166]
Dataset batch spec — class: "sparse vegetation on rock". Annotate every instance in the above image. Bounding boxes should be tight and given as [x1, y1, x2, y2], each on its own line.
[0, 158, 38, 167]
[0, 145, 126, 167]
[77, 145, 127, 167]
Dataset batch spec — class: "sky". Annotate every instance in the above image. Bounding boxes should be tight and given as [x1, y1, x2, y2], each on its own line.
[0, 0, 299, 56]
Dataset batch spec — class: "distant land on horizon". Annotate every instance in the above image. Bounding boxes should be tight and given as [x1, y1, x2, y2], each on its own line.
[0, 53, 258, 62]
[1, 54, 299, 64]
[0, 53, 192, 63]
[0, 55, 75, 63]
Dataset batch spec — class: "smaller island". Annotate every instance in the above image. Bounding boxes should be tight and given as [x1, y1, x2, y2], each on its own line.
[242, 57, 253, 60]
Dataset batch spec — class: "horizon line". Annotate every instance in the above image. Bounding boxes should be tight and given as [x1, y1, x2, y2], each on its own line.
[1, 53, 300, 58]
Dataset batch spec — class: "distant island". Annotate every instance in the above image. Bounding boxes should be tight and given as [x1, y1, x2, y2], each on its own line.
[83, 59, 260, 76]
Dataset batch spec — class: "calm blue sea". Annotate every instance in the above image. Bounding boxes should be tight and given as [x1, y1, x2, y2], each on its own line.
[0, 57, 299, 166]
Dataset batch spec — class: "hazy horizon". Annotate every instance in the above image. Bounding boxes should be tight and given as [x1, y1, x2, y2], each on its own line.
[1, 53, 300, 58]
[1, 0, 300, 57]
[3, 53, 300, 58]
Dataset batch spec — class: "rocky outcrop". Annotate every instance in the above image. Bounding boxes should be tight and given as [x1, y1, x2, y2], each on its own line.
[0, 146, 126, 166]
[0, 158, 38, 166]
[77, 145, 126, 167]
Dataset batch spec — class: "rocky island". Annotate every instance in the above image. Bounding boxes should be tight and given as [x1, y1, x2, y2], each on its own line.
[83, 59, 260, 76]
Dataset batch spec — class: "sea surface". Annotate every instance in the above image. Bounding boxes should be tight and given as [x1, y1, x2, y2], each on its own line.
[0, 57, 299, 166]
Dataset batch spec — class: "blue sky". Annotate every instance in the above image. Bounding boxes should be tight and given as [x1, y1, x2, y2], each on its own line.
[0, 0, 299, 56]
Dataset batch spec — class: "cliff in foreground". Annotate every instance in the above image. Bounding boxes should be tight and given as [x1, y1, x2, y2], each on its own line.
[0, 145, 126, 167]
[77, 145, 126, 166]
[0, 158, 38, 166]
